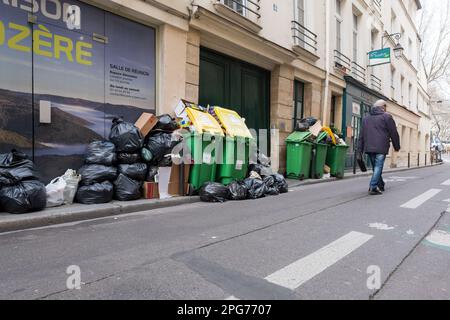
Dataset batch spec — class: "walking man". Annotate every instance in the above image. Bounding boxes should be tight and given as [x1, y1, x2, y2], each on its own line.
[358, 99, 401, 195]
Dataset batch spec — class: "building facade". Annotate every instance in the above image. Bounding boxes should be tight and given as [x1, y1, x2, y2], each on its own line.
[0, 0, 432, 179]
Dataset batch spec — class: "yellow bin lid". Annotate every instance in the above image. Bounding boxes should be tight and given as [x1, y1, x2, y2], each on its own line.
[213, 107, 253, 138]
[186, 107, 224, 136]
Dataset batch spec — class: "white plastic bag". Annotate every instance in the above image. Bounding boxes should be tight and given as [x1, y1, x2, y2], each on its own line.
[158, 167, 172, 200]
[62, 169, 81, 205]
[46, 177, 66, 207]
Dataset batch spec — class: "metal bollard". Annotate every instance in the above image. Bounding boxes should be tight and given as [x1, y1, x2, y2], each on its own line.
[418, 153, 420, 167]
[408, 153, 410, 168]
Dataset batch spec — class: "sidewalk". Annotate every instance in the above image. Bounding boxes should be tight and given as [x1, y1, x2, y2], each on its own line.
[0, 163, 443, 233]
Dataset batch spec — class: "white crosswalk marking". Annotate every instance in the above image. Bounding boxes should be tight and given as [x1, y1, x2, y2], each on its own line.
[441, 179, 450, 186]
[400, 189, 442, 209]
[264, 231, 373, 290]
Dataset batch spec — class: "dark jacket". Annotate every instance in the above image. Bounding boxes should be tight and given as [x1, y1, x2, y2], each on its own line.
[358, 106, 401, 155]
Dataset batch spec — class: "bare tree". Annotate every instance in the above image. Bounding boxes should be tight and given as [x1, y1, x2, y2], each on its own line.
[419, 1, 450, 85]
[419, 1, 450, 144]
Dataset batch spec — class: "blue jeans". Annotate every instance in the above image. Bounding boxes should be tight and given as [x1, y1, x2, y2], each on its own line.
[367, 153, 386, 190]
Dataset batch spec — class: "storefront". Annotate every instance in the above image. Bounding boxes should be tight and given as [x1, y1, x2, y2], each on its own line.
[343, 76, 387, 170]
[0, 0, 156, 181]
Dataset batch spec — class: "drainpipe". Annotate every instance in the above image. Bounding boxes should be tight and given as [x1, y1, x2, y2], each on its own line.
[322, 0, 331, 125]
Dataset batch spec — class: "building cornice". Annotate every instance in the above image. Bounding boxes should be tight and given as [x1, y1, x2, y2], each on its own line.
[189, 5, 297, 67]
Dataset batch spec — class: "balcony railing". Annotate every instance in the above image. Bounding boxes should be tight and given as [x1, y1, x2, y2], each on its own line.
[372, 0, 382, 13]
[334, 50, 351, 73]
[222, 0, 261, 19]
[291, 20, 318, 53]
[371, 74, 382, 92]
[352, 61, 366, 83]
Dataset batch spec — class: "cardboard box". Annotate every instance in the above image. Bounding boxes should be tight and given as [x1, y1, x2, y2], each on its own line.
[168, 163, 191, 196]
[143, 182, 159, 199]
[174, 99, 197, 119]
[135, 113, 158, 137]
[309, 120, 323, 138]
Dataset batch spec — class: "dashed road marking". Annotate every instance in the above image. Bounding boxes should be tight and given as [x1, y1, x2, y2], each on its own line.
[264, 231, 373, 290]
[400, 189, 442, 209]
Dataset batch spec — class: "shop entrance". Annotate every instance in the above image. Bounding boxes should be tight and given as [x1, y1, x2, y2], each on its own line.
[199, 48, 270, 138]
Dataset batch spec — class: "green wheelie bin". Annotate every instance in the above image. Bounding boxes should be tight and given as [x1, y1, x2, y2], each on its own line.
[187, 132, 219, 192]
[216, 136, 250, 185]
[286, 131, 313, 180]
[310, 142, 328, 179]
[325, 144, 349, 179]
[212, 107, 253, 185]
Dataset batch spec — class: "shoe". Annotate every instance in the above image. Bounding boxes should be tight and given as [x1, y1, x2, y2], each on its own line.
[379, 186, 385, 192]
[368, 187, 383, 195]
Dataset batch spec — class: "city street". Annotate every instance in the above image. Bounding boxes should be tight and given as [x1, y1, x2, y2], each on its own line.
[0, 162, 449, 300]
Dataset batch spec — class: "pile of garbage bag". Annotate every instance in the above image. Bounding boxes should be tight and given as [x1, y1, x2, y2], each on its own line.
[75, 140, 118, 205]
[0, 150, 47, 214]
[199, 171, 288, 203]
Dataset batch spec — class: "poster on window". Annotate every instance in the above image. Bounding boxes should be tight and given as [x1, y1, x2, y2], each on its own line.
[0, 0, 156, 181]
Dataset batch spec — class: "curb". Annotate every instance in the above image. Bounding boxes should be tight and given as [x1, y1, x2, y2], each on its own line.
[0, 163, 443, 233]
[287, 163, 444, 189]
[0, 196, 200, 233]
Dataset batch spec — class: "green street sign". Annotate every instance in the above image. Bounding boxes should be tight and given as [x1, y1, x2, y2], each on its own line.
[368, 48, 391, 66]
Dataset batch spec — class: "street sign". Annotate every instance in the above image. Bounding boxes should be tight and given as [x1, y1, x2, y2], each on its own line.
[368, 48, 391, 66]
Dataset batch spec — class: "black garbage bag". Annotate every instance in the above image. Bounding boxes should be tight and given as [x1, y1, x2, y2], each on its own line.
[114, 173, 142, 201]
[84, 140, 116, 165]
[272, 174, 288, 194]
[248, 163, 273, 177]
[154, 114, 179, 132]
[158, 154, 173, 167]
[118, 163, 148, 181]
[295, 119, 310, 132]
[0, 180, 46, 214]
[200, 182, 229, 203]
[75, 181, 114, 205]
[304, 117, 318, 127]
[141, 148, 153, 163]
[78, 165, 117, 186]
[146, 166, 158, 182]
[117, 153, 141, 164]
[0, 150, 38, 186]
[109, 117, 144, 152]
[227, 181, 248, 201]
[145, 132, 180, 163]
[243, 178, 267, 200]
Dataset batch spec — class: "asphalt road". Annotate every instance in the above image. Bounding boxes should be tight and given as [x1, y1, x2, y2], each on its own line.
[0, 162, 449, 300]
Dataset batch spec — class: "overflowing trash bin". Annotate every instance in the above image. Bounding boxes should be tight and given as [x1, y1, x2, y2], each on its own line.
[310, 132, 328, 179]
[326, 144, 349, 179]
[185, 107, 224, 193]
[211, 107, 253, 185]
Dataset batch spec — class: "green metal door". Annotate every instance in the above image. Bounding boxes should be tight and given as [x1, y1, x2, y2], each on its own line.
[199, 48, 270, 135]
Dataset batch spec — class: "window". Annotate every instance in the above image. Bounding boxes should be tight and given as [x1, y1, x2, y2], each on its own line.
[408, 38, 413, 62]
[353, 14, 358, 62]
[391, 10, 396, 32]
[293, 81, 305, 125]
[295, 0, 305, 25]
[330, 96, 337, 128]
[391, 66, 395, 88]
[336, 0, 342, 15]
[408, 83, 412, 107]
[224, 0, 245, 16]
[400, 75, 405, 104]
[336, 19, 342, 52]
